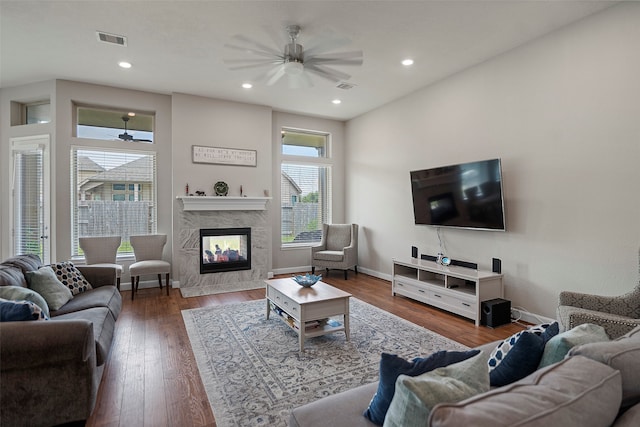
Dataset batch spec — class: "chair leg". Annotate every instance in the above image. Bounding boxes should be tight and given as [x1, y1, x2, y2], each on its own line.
[116, 277, 121, 291]
[344, 269, 348, 280]
[131, 276, 137, 300]
[158, 274, 163, 289]
[311, 266, 315, 274]
[166, 273, 170, 296]
[355, 266, 358, 275]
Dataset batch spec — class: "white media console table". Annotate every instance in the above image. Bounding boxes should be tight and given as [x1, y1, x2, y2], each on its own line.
[392, 258, 503, 326]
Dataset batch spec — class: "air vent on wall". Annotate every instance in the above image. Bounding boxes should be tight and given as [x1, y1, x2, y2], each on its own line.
[96, 31, 127, 46]
[336, 82, 356, 90]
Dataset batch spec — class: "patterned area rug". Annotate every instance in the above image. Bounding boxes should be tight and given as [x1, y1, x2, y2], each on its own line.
[182, 298, 467, 427]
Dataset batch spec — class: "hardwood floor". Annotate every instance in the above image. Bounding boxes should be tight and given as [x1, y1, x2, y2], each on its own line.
[87, 273, 525, 427]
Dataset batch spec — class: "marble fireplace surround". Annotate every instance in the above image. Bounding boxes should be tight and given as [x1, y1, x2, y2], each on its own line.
[176, 197, 271, 297]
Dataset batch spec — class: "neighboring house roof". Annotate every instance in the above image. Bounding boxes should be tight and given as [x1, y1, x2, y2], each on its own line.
[78, 156, 105, 173]
[84, 156, 154, 184]
[281, 171, 302, 194]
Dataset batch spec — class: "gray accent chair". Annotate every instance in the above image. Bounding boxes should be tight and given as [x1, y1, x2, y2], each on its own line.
[129, 234, 171, 300]
[311, 223, 358, 280]
[558, 249, 640, 339]
[79, 235, 123, 290]
[557, 284, 640, 339]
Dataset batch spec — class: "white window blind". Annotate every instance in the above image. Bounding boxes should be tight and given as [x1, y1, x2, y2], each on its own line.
[280, 128, 332, 246]
[11, 142, 49, 261]
[71, 148, 157, 257]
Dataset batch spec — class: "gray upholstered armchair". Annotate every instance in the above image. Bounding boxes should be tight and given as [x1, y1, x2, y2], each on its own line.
[557, 284, 640, 339]
[311, 223, 358, 280]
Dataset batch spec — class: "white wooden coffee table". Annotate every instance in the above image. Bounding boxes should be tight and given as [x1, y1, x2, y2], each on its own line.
[265, 278, 352, 352]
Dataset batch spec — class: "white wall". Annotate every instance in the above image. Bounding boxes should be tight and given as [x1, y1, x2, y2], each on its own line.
[0, 80, 56, 260]
[345, 3, 640, 319]
[170, 93, 273, 284]
[54, 81, 173, 272]
[0, 80, 173, 282]
[1, 83, 345, 282]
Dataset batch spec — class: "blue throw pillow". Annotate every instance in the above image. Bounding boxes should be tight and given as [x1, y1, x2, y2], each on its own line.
[0, 298, 49, 321]
[363, 349, 480, 425]
[488, 322, 559, 387]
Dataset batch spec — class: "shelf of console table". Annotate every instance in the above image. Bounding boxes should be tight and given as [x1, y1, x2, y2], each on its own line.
[392, 258, 503, 326]
[265, 278, 351, 352]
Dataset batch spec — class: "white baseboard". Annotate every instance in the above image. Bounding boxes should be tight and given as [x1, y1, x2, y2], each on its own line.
[272, 266, 312, 276]
[511, 308, 556, 325]
[120, 279, 177, 291]
[197, 264, 554, 325]
[356, 266, 392, 282]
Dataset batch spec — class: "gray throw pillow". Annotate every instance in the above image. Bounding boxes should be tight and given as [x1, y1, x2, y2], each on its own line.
[538, 323, 609, 368]
[569, 325, 640, 408]
[383, 351, 489, 427]
[26, 266, 73, 311]
[0, 285, 50, 317]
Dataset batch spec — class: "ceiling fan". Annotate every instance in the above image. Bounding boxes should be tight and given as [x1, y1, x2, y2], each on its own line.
[224, 24, 363, 88]
[118, 116, 151, 142]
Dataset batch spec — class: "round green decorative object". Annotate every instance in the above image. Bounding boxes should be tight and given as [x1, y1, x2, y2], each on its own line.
[214, 181, 229, 196]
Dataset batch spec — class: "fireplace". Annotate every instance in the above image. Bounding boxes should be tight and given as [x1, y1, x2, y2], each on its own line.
[200, 227, 251, 274]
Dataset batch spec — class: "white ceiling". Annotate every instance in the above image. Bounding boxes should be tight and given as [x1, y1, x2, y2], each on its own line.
[1, 1, 615, 121]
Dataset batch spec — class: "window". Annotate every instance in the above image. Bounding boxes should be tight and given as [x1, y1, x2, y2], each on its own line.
[75, 106, 154, 143]
[71, 148, 157, 257]
[25, 102, 51, 124]
[280, 129, 332, 246]
[112, 183, 142, 201]
[10, 136, 51, 263]
[9, 100, 51, 125]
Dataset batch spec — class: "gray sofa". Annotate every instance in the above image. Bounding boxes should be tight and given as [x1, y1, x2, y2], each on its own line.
[290, 328, 640, 427]
[0, 254, 122, 427]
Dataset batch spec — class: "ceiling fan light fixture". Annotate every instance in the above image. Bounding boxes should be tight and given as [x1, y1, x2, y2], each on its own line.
[283, 61, 304, 76]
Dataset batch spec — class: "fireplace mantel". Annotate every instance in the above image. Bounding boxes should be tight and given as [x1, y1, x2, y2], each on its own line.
[177, 196, 271, 211]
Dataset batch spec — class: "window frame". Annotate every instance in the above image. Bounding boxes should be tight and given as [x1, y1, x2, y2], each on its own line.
[70, 146, 158, 259]
[280, 127, 333, 249]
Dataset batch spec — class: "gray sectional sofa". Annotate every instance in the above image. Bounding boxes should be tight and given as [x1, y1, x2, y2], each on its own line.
[0, 254, 122, 427]
[290, 327, 640, 427]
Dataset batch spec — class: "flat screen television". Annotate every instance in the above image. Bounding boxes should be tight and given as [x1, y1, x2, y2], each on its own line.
[410, 158, 506, 231]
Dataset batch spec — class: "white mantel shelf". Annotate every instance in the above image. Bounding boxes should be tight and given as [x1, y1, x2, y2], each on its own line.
[177, 196, 271, 211]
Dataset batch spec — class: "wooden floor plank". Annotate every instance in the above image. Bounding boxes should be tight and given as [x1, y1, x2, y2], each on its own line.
[87, 273, 524, 427]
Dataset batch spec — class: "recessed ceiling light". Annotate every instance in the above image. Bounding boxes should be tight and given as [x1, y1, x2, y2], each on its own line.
[332, 99, 342, 105]
[242, 83, 253, 89]
[118, 61, 132, 69]
[401, 59, 414, 66]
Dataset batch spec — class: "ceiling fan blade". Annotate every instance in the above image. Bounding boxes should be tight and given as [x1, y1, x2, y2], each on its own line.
[226, 59, 283, 71]
[306, 58, 363, 67]
[306, 51, 363, 66]
[266, 66, 286, 86]
[224, 58, 281, 65]
[224, 43, 278, 59]
[304, 65, 344, 83]
[231, 34, 282, 57]
[305, 64, 352, 82]
[308, 51, 363, 60]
